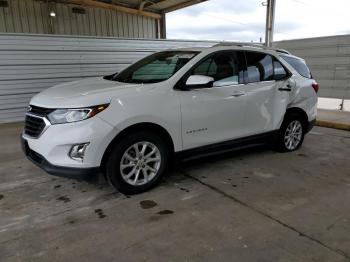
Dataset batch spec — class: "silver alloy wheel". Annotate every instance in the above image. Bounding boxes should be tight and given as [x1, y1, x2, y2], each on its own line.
[120, 141, 161, 186]
[284, 120, 303, 150]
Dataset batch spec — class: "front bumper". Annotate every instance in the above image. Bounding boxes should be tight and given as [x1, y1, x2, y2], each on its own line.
[22, 116, 118, 168]
[21, 115, 120, 178]
[21, 136, 99, 179]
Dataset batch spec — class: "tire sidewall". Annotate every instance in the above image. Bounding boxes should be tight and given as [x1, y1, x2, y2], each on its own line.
[106, 131, 170, 194]
[277, 114, 305, 152]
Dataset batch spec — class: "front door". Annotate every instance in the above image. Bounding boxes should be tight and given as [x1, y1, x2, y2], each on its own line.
[179, 51, 248, 150]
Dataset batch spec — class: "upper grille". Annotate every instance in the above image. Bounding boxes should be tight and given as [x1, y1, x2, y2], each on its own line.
[24, 114, 47, 138]
[24, 105, 54, 138]
[28, 105, 55, 117]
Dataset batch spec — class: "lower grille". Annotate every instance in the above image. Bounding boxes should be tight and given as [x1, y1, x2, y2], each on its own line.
[28, 148, 44, 164]
[24, 114, 46, 138]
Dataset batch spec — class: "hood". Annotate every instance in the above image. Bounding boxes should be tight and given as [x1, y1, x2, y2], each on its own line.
[30, 77, 145, 108]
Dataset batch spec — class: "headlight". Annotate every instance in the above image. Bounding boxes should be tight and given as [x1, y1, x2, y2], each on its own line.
[47, 104, 109, 124]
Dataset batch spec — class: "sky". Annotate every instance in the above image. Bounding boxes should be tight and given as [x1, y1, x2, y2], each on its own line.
[166, 0, 350, 42]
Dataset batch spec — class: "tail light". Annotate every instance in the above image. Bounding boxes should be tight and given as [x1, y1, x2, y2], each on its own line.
[312, 82, 319, 93]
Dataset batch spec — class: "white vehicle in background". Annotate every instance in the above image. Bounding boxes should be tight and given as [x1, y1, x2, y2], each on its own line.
[21, 43, 318, 194]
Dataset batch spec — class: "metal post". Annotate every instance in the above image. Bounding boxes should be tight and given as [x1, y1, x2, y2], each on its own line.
[160, 13, 166, 39]
[47, 0, 54, 34]
[340, 98, 345, 111]
[156, 19, 161, 39]
[265, 0, 276, 47]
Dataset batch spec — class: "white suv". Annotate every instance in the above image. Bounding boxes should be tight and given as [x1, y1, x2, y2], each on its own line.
[21, 44, 318, 194]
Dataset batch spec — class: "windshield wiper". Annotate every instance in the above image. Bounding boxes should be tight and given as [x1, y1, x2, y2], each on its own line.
[103, 73, 117, 81]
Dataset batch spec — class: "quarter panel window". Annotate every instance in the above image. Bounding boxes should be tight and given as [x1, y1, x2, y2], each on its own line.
[280, 55, 311, 78]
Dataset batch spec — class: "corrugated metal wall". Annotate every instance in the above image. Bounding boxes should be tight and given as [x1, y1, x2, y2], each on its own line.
[0, 0, 157, 38]
[274, 35, 350, 100]
[0, 33, 215, 123]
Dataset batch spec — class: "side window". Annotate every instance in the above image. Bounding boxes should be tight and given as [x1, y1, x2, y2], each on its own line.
[280, 55, 311, 78]
[245, 52, 274, 83]
[193, 57, 215, 76]
[273, 60, 287, 77]
[191, 51, 245, 86]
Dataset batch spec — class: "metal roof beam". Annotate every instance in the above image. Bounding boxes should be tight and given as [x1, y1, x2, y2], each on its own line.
[139, 0, 163, 11]
[63, 0, 162, 19]
[162, 0, 208, 13]
[142, 0, 167, 10]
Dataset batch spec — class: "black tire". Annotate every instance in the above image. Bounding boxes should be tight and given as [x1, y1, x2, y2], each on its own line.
[274, 113, 306, 152]
[105, 130, 170, 194]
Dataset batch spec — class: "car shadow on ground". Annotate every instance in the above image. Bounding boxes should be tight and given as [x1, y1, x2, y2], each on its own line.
[80, 144, 275, 193]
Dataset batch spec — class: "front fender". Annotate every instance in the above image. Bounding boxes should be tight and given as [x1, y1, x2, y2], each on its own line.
[97, 92, 182, 152]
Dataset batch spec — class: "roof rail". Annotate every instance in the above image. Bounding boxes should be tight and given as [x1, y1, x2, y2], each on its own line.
[213, 42, 291, 55]
[272, 48, 290, 54]
[213, 42, 263, 48]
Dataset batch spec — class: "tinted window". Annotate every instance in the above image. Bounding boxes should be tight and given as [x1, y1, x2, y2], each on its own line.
[191, 51, 245, 86]
[132, 59, 176, 81]
[273, 60, 287, 77]
[114, 51, 198, 83]
[193, 57, 216, 76]
[281, 55, 311, 78]
[245, 52, 274, 83]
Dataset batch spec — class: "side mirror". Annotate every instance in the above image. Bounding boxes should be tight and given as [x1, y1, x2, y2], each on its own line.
[185, 75, 214, 88]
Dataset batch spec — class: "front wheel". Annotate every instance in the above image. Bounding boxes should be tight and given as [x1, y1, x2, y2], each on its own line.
[275, 115, 305, 152]
[105, 131, 170, 194]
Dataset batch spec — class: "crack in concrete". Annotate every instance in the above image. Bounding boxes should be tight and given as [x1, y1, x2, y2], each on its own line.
[181, 171, 350, 261]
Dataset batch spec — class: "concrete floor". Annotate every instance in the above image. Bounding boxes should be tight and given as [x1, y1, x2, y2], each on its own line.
[1, 123, 350, 262]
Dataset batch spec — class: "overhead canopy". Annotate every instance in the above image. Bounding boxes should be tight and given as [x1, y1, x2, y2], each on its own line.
[61, 0, 208, 19]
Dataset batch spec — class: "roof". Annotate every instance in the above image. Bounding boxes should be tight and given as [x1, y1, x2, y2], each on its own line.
[61, 0, 208, 19]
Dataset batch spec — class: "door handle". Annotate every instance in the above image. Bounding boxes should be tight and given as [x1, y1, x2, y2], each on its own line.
[278, 83, 292, 91]
[278, 88, 292, 91]
[231, 92, 246, 97]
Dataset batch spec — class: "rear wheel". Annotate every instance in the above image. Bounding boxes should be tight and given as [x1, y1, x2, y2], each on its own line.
[275, 114, 305, 152]
[106, 131, 170, 194]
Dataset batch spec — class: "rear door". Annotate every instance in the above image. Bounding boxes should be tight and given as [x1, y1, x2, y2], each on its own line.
[242, 51, 291, 135]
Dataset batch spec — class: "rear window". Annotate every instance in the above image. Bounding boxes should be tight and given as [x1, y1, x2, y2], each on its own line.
[281, 55, 312, 79]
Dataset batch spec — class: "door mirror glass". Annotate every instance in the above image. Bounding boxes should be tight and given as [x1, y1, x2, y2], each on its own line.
[273, 61, 288, 80]
[186, 75, 214, 88]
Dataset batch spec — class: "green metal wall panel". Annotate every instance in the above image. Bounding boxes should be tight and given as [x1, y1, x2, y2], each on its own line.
[0, 0, 157, 38]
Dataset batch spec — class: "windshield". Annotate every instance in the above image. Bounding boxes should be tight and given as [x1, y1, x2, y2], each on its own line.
[112, 51, 198, 84]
